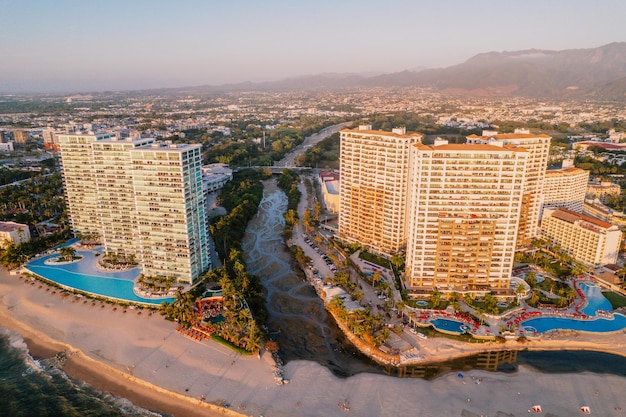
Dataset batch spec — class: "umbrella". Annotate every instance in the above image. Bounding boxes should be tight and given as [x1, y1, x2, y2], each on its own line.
[457, 373, 464, 379]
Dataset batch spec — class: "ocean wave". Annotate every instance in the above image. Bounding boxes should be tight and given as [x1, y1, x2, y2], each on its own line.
[0, 327, 169, 417]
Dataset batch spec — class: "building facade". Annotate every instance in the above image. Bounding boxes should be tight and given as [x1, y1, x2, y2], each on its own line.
[338, 126, 422, 256]
[58, 132, 210, 283]
[0, 221, 31, 248]
[58, 132, 116, 237]
[586, 181, 621, 203]
[130, 143, 209, 283]
[318, 170, 339, 214]
[467, 131, 551, 248]
[541, 208, 622, 266]
[541, 166, 589, 218]
[92, 137, 155, 257]
[405, 141, 528, 296]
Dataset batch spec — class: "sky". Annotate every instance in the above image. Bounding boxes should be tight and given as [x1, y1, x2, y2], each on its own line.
[1, 0, 625, 93]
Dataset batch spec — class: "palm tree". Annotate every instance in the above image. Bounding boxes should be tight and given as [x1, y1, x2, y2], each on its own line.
[430, 289, 442, 309]
[515, 283, 526, 301]
[59, 246, 76, 262]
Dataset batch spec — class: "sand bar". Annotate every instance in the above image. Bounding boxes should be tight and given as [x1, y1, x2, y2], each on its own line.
[2, 267, 626, 417]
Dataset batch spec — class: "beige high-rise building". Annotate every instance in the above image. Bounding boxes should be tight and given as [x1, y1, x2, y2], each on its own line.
[405, 141, 528, 296]
[92, 137, 155, 257]
[541, 208, 622, 266]
[338, 126, 422, 256]
[542, 166, 589, 219]
[58, 132, 116, 237]
[467, 130, 551, 248]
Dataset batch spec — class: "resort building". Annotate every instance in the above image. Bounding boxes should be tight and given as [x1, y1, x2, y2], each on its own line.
[338, 126, 423, 256]
[541, 208, 622, 266]
[58, 132, 117, 237]
[541, 166, 589, 218]
[318, 169, 339, 214]
[405, 140, 528, 297]
[92, 137, 155, 257]
[130, 143, 209, 283]
[467, 130, 551, 248]
[0, 221, 31, 248]
[586, 181, 621, 203]
[201, 163, 233, 195]
[58, 132, 210, 284]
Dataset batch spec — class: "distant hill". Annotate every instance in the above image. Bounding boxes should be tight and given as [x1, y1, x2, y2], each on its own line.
[142, 43, 626, 101]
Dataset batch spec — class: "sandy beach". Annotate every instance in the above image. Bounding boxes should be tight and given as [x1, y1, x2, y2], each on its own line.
[2, 268, 626, 417]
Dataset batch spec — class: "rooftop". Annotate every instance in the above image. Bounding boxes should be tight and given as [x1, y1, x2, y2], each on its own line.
[0, 221, 28, 233]
[549, 208, 614, 230]
[545, 166, 588, 176]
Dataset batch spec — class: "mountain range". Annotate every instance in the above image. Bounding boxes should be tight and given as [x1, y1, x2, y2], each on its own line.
[194, 43, 626, 100]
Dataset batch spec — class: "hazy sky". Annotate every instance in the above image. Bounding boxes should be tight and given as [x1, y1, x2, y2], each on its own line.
[1, 0, 625, 93]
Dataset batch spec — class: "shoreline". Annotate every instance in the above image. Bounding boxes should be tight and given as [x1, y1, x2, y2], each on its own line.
[0, 307, 241, 417]
[3, 267, 626, 417]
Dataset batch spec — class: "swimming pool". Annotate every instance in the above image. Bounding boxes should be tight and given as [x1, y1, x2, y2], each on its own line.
[430, 318, 468, 335]
[578, 282, 613, 315]
[25, 251, 174, 306]
[522, 314, 626, 334]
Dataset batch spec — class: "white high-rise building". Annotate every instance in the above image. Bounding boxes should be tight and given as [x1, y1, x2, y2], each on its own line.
[92, 137, 155, 257]
[338, 126, 423, 256]
[542, 166, 589, 219]
[130, 143, 209, 283]
[58, 133, 210, 284]
[405, 141, 528, 296]
[58, 132, 116, 237]
[467, 131, 551, 248]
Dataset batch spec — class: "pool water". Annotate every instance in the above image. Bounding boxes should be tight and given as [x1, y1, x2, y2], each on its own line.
[25, 251, 174, 305]
[578, 282, 612, 315]
[430, 318, 467, 335]
[523, 314, 626, 334]
[522, 281, 626, 334]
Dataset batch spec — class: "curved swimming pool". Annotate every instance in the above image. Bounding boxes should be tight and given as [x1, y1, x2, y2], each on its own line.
[25, 251, 174, 306]
[522, 314, 626, 334]
[430, 318, 468, 335]
[578, 281, 612, 315]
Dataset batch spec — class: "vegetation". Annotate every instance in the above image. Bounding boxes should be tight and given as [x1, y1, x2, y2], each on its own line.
[210, 169, 266, 260]
[603, 292, 626, 309]
[295, 132, 340, 169]
[0, 173, 66, 225]
[276, 169, 301, 237]
[0, 228, 72, 269]
[327, 296, 390, 346]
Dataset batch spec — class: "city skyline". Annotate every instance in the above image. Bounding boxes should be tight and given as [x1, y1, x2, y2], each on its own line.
[1, 0, 625, 93]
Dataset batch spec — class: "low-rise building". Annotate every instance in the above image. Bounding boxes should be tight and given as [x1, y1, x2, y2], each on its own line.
[0, 221, 31, 248]
[586, 181, 621, 202]
[541, 208, 622, 266]
[318, 169, 339, 214]
[202, 163, 233, 195]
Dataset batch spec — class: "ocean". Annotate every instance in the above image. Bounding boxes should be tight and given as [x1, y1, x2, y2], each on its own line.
[0, 328, 170, 417]
[3, 325, 626, 417]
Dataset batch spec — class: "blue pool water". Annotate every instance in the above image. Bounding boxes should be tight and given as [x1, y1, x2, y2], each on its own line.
[416, 300, 428, 306]
[521, 280, 626, 334]
[523, 314, 626, 334]
[25, 251, 174, 306]
[430, 318, 468, 335]
[579, 282, 612, 315]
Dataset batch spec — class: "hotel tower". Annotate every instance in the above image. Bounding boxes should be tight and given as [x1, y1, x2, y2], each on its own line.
[58, 133, 210, 284]
[405, 140, 528, 296]
[466, 130, 551, 248]
[338, 125, 423, 256]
